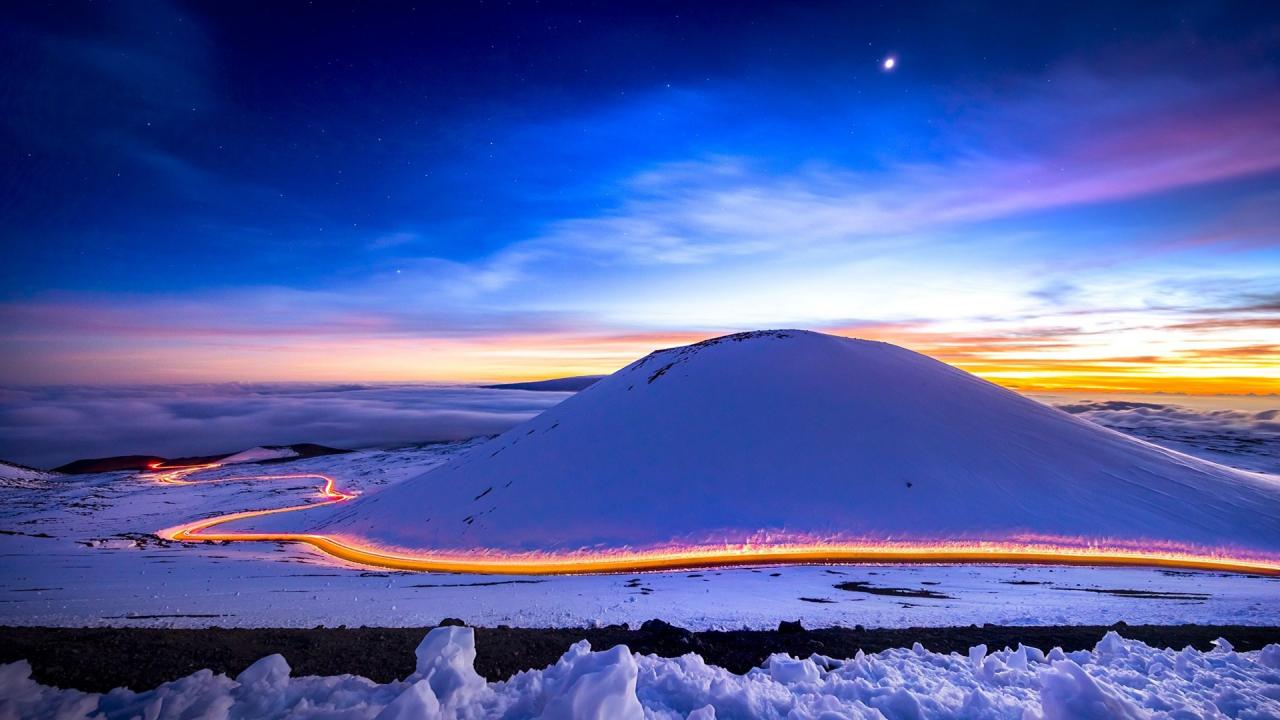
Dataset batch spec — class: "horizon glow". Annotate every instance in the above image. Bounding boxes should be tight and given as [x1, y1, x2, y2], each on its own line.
[1, 2, 1277, 394]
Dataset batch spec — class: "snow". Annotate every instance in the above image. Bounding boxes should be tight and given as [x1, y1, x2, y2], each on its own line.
[259, 330, 1280, 560]
[534, 642, 644, 720]
[768, 654, 821, 684]
[2, 438, 1279, 630]
[412, 626, 487, 708]
[376, 680, 441, 720]
[5, 333, 1277, 715]
[0, 461, 58, 489]
[5, 627, 1280, 719]
[218, 445, 301, 465]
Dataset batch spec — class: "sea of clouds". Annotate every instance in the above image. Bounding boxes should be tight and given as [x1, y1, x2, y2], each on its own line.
[0, 383, 568, 469]
[1052, 398, 1280, 474]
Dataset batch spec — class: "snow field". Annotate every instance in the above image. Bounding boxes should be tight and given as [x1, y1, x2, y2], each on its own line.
[5, 627, 1280, 719]
[3, 440, 1278, 630]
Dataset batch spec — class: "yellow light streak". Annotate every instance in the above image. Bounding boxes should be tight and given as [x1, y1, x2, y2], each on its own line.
[150, 464, 1280, 577]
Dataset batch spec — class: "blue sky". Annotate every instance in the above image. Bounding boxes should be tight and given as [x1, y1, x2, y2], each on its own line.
[1, 0, 1277, 390]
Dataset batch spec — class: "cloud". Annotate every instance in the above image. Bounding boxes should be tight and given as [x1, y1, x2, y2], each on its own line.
[2, 54, 1278, 389]
[1057, 399, 1280, 473]
[1184, 344, 1280, 359]
[0, 287, 583, 342]
[0, 384, 570, 469]
[1174, 191, 1280, 250]
[506, 83, 1280, 268]
[1168, 317, 1280, 331]
[1057, 399, 1280, 430]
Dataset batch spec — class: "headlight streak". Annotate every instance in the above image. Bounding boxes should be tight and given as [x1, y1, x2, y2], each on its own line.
[150, 464, 1280, 576]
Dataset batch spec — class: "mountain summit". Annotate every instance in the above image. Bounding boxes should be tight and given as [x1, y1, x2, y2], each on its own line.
[277, 330, 1280, 560]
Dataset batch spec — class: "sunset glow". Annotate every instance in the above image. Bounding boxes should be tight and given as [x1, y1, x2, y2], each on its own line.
[7, 323, 1273, 395]
[2, 4, 1277, 395]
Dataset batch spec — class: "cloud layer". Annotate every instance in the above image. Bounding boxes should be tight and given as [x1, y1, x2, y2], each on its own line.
[3, 380, 1275, 475]
[0, 384, 569, 469]
[1055, 398, 1280, 474]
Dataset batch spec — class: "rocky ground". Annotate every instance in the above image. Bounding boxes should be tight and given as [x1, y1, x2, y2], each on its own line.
[5, 620, 1279, 693]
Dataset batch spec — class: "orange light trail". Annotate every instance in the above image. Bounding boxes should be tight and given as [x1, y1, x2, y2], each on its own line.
[151, 465, 1280, 576]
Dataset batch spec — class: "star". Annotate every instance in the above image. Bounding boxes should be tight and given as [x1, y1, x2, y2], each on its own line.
[882, 55, 897, 71]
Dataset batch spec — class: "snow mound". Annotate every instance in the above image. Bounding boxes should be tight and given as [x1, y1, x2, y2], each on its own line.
[533, 642, 644, 720]
[5, 628, 1280, 719]
[0, 460, 59, 488]
[219, 446, 301, 465]
[410, 625, 487, 709]
[283, 330, 1280, 558]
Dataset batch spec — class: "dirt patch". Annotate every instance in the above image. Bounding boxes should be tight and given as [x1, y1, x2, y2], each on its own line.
[833, 581, 953, 599]
[1057, 587, 1211, 601]
[407, 580, 545, 588]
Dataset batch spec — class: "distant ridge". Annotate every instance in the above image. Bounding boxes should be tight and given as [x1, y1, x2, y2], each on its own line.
[53, 455, 170, 475]
[53, 443, 348, 474]
[481, 375, 605, 392]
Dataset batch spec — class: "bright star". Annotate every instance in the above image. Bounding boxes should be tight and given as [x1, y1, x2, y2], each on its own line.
[882, 56, 897, 71]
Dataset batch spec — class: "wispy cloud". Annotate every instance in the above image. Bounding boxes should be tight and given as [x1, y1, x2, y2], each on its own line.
[1, 54, 1277, 391]
[502, 83, 1280, 268]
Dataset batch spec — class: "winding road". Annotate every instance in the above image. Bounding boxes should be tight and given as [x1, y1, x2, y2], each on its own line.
[150, 462, 1280, 576]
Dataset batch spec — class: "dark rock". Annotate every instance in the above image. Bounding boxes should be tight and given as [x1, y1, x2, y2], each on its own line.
[640, 619, 673, 632]
[778, 620, 805, 634]
[639, 619, 691, 639]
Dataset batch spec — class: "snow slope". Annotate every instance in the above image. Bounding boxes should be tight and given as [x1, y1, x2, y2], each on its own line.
[6, 626, 1280, 719]
[271, 330, 1280, 559]
[0, 460, 59, 489]
[219, 446, 301, 465]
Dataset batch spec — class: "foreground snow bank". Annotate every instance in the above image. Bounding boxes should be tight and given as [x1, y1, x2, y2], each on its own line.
[4, 627, 1279, 719]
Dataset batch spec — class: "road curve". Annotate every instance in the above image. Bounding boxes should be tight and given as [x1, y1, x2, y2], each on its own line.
[151, 463, 1280, 576]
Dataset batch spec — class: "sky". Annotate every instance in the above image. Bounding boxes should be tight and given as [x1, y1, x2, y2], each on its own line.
[1, 0, 1278, 394]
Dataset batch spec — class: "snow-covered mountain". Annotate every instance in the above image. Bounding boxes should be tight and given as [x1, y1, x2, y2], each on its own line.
[279, 330, 1280, 558]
